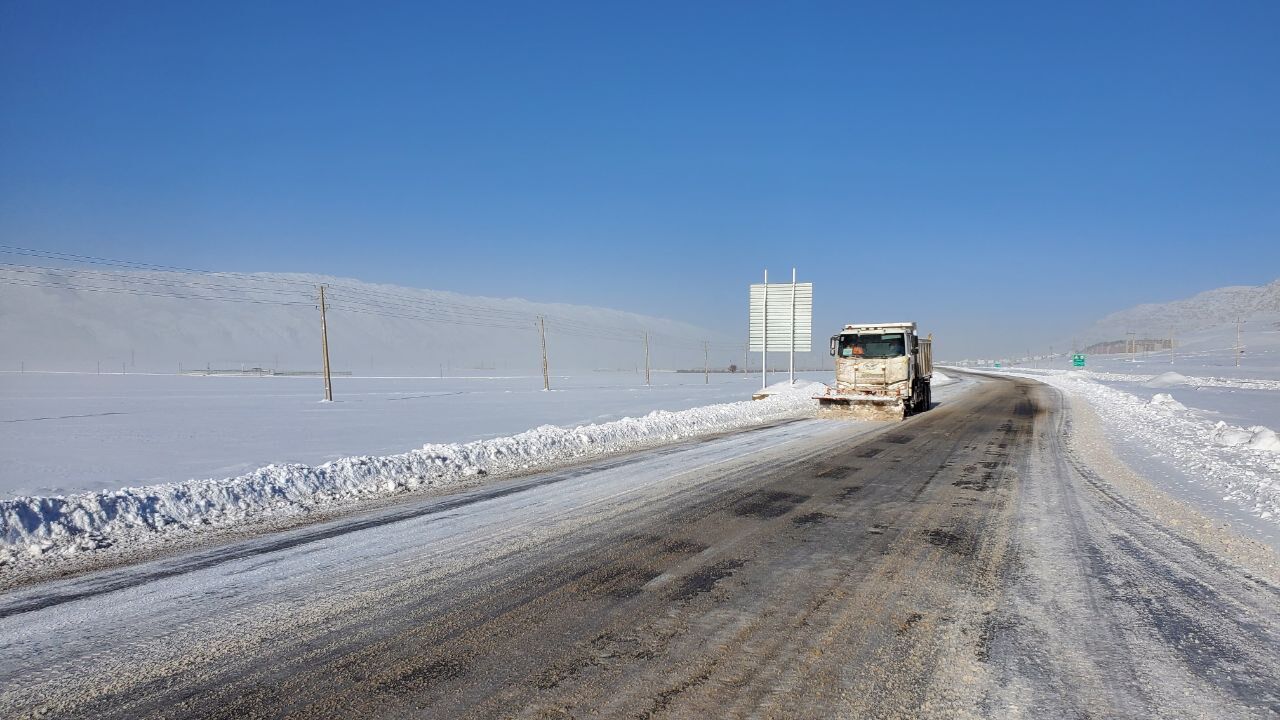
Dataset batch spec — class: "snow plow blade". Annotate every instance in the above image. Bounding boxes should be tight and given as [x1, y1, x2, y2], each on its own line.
[815, 395, 906, 421]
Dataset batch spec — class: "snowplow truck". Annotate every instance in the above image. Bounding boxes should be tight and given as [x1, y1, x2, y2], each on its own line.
[815, 322, 933, 421]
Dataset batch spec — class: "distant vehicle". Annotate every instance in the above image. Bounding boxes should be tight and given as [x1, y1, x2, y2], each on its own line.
[816, 322, 933, 420]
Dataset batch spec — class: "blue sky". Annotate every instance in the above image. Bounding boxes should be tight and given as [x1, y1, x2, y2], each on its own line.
[2, 1, 1277, 357]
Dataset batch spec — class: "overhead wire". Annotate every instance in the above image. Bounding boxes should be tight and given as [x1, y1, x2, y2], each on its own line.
[0, 277, 316, 307]
[0, 263, 314, 301]
[0, 244, 745, 350]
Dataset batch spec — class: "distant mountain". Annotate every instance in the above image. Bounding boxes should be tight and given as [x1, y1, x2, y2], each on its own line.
[1089, 279, 1280, 340]
[0, 270, 737, 374]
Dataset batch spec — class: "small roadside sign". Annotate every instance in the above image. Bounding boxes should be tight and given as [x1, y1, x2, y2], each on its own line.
[994, 362, 1001, 368]
[1072, 354, 1086, 367]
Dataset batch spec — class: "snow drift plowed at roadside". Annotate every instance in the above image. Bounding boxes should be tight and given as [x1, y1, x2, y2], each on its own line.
[1, 384, 826, 566]
[966, 368, 1280, 523]
[931, 371, 957, 387]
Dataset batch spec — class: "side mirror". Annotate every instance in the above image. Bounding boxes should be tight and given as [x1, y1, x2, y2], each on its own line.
[829, 336, 838, 357]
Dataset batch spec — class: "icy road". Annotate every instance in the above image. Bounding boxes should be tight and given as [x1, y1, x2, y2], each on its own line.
[1, 375, 1278, 718]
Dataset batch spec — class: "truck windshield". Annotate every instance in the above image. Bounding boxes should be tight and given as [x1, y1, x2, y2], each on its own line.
[839, 333, 906, 359]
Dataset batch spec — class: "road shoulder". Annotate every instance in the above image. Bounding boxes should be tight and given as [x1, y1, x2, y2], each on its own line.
[1055, 383, 1280, 584]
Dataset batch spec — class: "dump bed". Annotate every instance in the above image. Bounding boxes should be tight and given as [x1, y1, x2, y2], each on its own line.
[919, 338, 933, 380]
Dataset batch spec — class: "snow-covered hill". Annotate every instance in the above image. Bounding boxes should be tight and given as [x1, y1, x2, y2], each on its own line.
[1091, 279, 1280, 339]
[0, 270, 736, 374]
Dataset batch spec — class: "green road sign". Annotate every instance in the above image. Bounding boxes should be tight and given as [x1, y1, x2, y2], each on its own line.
[994, 362, 1001, 368]
[1072, 354, 1086, 367]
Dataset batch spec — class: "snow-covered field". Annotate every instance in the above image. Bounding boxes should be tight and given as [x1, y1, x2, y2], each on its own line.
[0, 370, 831, 498]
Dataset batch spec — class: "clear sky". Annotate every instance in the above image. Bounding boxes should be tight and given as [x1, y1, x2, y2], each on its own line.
[2, 1, 1277, 357]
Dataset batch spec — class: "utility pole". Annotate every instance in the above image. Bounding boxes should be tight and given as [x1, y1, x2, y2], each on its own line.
[704, 340, 709, 384]
[643, 331, 651, 386]
[761, 269, 768, 390]
[1169, 327, 1175, 364]
[1235, 318, 1244, 367]
[743, 342, 748, 377]
[1126, 331, 1136, 363]
[538, 315, 550, 391]
[789, 267, 796, 386]
[318, 285, 333, 402]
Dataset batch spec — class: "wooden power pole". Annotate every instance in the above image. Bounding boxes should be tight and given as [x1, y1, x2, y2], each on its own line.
[538, 315, 550, 391]
[318, 285, 333, 402]
[643, 331, 651, 386]
[704, 340, 709, 384]
[1235, 318, 1244, 367]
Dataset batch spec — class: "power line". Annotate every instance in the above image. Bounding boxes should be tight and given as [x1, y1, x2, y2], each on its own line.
[0, 264, 314, 300]
[0, 276, 314, 307]
[0, 244, 743, 350]
[0, 245, 321, 291]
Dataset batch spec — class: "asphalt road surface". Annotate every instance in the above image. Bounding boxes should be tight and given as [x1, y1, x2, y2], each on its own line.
[2, 375, 1277, 718]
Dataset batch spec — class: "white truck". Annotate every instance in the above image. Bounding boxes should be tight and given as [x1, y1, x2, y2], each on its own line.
[815, 322, 933, 420]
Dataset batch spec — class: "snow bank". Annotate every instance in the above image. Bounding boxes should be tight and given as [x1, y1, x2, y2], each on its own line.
[931, 371, 957, 387]
[1210, 422, 1280, 453]
[1, 384, 825, 564]
[1143, 371, 1191, 388]
[1209, 421, 1257, 447]
[753, 379, 814, 397]
[1149, 393, 1187, 411]
[1016, 373, 1280, 523]
[1251, 428, 1280, 452]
